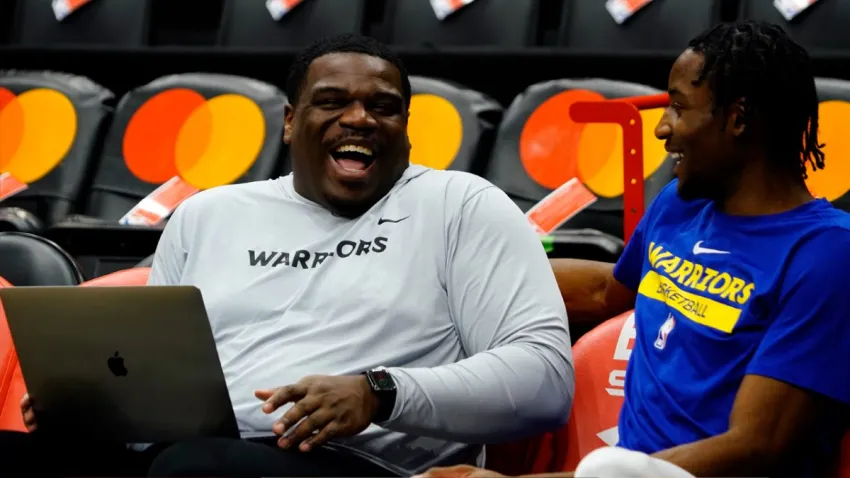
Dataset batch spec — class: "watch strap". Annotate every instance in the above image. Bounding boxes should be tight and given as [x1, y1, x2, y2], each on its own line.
[363, 370, 397, 423]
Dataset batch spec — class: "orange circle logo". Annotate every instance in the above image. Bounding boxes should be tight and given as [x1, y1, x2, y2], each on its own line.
[519, 89, 668, 198]
[408, 94, 463, 170]
[805, 100, 850, 202]
[0, 87, 77, 183]
[122, 89, 266, 190]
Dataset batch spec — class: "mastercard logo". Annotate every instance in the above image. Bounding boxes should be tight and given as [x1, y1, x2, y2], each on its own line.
[805, 100, 850, 202]
[123, 89, 266, 190]
[519, 89, 668, 198]
[408, 94, 463, 170]
[0, 87, 77, 183]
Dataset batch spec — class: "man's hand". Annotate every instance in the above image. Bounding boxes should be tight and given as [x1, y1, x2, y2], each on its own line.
[20, 393, 37, 432]
[414, 465, 507, 478]
[255, 375, 377, 452]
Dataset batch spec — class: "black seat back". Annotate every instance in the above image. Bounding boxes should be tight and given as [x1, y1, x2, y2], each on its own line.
[84, 73, 287, 221]
[408, 76, 503, 175]
[485, 78, 674, 239]
[0, 70, 114, 227]
[219, 0, 366, 48]
[560, 0, 719, 52]
[0, 232, 84, 285]
[740, 0, 850, 51]
[385, 0, 540, 47]
[10, 0, 151, 47]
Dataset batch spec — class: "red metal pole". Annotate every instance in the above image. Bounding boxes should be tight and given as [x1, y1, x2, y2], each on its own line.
[568, 93, 670, 244]
[569, 101, 647, 244]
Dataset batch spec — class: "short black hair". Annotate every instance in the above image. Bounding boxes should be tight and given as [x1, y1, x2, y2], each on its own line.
[688, 21, 824, 181]
[285, 33, 412, 108]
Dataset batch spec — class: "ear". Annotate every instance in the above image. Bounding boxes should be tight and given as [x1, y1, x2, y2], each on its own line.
[283, 104, 295, 144]
[728, 98, 747, 138]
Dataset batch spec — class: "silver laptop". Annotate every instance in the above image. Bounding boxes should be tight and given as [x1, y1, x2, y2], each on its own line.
[0, 285, 239, 443]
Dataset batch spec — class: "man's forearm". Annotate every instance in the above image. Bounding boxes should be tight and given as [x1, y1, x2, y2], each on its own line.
[383, 342, 574, 443]
[651, 429, 778, 477]
[549, 259, 633, 325]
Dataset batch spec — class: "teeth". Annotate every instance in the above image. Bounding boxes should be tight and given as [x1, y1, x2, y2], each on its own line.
[335, 145, 373, 156]
[671, 152, 683, 162]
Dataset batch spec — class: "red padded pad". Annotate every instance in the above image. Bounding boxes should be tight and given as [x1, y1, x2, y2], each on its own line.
[0, 275, 26, 432]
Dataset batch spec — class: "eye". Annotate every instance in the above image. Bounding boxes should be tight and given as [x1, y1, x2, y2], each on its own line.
[372, 101, 400, 116]
[315, 98, 347, 109]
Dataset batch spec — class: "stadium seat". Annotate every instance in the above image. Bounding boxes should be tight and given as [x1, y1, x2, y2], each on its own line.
[806, 77, 850, 212]
[0, 275, 26, 432]
[0, 232, 84, 286]
[44, 74, 287, 279]
[487, 311, 634, 475]
[82, 73, 286, 221]
[485, 78, 675, 239]
[384, 0, 540, 48]
[563, 311, 633, 470]
[408, 76, 502, 175]
[218, 0, 366, 48]
[740, 0, 850, 52]
[559, 0, 719, 53]
[9, 0, 152, 47]
[0, 208, 43, 235]
[0, 70, 114, 231]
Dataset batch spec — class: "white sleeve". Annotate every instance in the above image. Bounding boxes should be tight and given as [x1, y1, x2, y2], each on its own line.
[383, 186, 575, 443]
[146, 205, 189, 286]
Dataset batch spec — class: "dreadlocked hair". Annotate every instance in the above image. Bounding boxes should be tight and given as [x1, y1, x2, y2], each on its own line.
[688, 21, 825, 181]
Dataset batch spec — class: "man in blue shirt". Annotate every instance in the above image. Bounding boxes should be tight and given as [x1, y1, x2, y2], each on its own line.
[422, 20, 850, 478]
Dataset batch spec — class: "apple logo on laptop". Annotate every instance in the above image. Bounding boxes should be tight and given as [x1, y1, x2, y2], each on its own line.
[108, 351, 128, 377]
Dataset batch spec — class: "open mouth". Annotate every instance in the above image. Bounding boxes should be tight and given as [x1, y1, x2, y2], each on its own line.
[671, 152, 683, 174]
[330, 144, 375, 173]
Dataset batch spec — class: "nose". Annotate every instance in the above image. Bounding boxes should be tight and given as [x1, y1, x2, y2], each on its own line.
[655, 112, 672, 141]
[339, 101, 378, 130]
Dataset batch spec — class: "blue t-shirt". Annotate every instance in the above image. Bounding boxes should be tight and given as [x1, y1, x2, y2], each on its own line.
[614, 179, 850, 475]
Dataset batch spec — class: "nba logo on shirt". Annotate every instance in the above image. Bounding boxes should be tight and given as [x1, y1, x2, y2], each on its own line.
[654, 314, 675, 350]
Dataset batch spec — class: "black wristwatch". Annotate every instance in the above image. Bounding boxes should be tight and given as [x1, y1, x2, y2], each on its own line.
[362, 369, 397, 423]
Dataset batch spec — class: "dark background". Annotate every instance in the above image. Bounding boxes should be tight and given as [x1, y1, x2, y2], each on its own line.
[1, 0, 848, 109]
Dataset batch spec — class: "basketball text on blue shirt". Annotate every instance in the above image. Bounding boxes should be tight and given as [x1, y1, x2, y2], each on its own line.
[638, 241, 755, 333]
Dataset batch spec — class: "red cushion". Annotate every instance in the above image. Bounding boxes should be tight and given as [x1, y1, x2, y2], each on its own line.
[563, 311, 634, 470]
[80, 267, 150, 287]
[487, 311, 635, 474]
[0, 275, 26, 432]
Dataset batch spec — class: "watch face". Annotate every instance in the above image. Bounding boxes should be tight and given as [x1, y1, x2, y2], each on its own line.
[370, 370, 396, 391]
